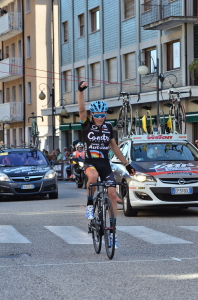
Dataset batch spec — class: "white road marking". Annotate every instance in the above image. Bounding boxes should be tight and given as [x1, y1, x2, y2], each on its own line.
[45, 226, 92, 244]
[116, 226, 192, 245]
[0, 225, 31, 243]
[180, 226, 198, 232]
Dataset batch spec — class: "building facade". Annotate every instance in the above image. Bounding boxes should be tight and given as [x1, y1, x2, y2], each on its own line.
[0, 0, 60, 152]
[41, 0, 198, 148]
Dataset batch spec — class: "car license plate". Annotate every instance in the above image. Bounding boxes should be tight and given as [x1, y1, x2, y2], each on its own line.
[171, 187, 193, 195]
[21, 184, 35, 189]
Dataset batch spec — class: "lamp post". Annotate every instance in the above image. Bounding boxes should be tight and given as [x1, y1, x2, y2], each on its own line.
[138, 57, 162, 129]
[38, 83, 55, 150]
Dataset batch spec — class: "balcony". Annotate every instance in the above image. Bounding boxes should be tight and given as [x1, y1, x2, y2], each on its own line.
[0, 57, 23, 82]
[141, 1, 197, 30]
[0, 12, 22, 41]
[0, 102, 23, 122]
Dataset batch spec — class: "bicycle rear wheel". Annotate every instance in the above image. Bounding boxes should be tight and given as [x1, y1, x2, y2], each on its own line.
[126, 104, 133, 137]
[92, 199, 102, 254]
[103, 196, 115, 260]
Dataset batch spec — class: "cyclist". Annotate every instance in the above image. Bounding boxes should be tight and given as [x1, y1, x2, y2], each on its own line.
[78, 81, 136, 248]
[73, 142, 85, 159]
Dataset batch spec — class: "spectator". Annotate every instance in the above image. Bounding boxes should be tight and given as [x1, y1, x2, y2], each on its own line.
[194, 140, 198, 148]
[0, 8, 7, 16]
[56, 148, 63, 161]
[48, 150, 57, 162]
[5, 53, 9, 58]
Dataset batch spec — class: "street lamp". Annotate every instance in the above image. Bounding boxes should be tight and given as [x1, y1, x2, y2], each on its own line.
[38, 83, 55, 150]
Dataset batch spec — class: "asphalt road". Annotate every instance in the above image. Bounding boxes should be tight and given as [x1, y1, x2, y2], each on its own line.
[1, 181, 198, 300]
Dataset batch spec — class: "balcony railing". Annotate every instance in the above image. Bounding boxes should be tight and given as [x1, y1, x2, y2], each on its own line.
[0, 57, 23, 82]
[141, 0, 197, 30]
[0, 102, 23, 122]
[0, 12, 22, 41]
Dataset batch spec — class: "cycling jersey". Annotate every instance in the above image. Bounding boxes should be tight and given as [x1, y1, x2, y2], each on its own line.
[81, 118, 113, 160]
[73, 150, 85, 159]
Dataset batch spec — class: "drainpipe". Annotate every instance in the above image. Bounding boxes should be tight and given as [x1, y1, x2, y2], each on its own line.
[22, 0, 25, 143]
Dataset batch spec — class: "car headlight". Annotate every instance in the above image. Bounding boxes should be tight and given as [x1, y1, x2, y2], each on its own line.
[0, 172, 10, 182]
[133, 172, 156, 183]
[44, 170, 56, 180]
[79, 162, 84, 167]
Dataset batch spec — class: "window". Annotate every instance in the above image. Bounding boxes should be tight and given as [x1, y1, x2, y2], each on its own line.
[167, 41, 180, 70]
[62, 21, 68, 43]
[19, 128, 23, 145]
[77, 66, 85, 85]
[18, 84, 22, 101]
[144, 48, 157, 74]
[79, 14, 84, 37]
[124, 0, 135, 19]
[12, 86, 16, 102]
[63, 70, 72, 92]
[6, 88, 10, 103]
[125, 52, 136, 79]
[91, 62, 100, 86]
[26, 0, 30, 13]
[18, 40, 22, 57]
[26, 36, 31, 58]
[91, 7, 100, 32]
[143, 0, 152, 13]
[0, 90, 3, 104]
[107, 58, 117, 83]
[27, 82, 31, 104]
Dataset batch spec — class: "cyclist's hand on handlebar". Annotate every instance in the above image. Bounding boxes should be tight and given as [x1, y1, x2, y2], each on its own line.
[78, 81, 88, 92]
[126, 164, 136, 176]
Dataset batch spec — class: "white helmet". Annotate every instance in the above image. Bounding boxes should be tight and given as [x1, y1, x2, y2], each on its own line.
[76, 142, 84, 149]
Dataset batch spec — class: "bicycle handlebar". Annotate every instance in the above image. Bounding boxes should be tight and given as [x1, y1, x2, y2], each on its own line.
[89, 182, 127, 188]
[118, 92, 140, 102]
[169, 89, 191, 98]
[28, 115, 44, 123]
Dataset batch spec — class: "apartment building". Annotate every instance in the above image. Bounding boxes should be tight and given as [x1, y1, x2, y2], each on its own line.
[0, 0, 59, 151]
[42, 0, 198, 148]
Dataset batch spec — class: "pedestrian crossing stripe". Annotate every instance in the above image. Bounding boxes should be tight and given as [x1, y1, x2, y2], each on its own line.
[0, 225, 195, 245]
[0, 225, 31, 243]
[45, 226, 93, 244]
[116, 226, 192, 245]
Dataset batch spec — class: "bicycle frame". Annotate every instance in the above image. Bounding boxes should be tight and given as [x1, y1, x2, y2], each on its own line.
[28, 113, 44, 147]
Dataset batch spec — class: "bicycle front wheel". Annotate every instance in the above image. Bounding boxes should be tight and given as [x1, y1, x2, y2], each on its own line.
[92, 199, 102, 254]
[126, 104, 133, 137]
[103, 196, 115, 260]
[116, 107, 125, 140]
[178, 104, 186, 134]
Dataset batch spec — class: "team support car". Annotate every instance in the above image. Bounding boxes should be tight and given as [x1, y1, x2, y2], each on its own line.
[0, 147, 58, 199]
[111, 133, 198, 216]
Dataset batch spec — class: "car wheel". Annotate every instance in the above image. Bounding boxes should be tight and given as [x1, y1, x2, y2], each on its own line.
[122, 184, 138, 217]
[49, 191, 58, 199]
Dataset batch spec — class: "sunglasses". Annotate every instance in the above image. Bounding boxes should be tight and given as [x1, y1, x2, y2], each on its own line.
[92, 113, 107, 119]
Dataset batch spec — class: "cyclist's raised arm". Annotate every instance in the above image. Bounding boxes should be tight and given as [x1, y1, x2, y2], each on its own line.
[78, 81, 88, 121]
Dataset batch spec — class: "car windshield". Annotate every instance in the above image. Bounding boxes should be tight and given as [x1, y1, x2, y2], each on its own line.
[0, 150, 48, 166]
[131, 142, 198, 162]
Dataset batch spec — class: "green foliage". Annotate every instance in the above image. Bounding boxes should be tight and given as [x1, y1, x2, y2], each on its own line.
[189, 59, 198, 79]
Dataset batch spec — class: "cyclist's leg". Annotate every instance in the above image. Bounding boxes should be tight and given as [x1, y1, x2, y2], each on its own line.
[84, 164, 99, 219]
[108, 186, 120, 218]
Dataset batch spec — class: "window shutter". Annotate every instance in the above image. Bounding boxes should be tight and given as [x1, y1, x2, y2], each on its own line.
[125, 0, 135, 19]
[92, 63, 100, 86]
[78, 67, 85, 83]
[108, 58, 117, 82]
[125, 52, 136, 79]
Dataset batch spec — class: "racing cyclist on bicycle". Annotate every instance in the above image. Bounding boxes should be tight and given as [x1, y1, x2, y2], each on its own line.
[78, 81, 135, 248]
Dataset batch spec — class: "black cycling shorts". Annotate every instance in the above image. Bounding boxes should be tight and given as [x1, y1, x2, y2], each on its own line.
[84, 158, 116, 187]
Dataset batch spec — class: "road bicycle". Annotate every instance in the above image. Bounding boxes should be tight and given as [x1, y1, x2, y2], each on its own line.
[28, 112, 44, 148]
[116, 92, 140, 139]
[88, 181, 125, 260]
[168, 89, 191, 134]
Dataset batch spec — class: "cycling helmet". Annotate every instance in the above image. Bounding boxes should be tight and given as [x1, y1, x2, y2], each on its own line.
[89, 101, 108, 113]
[76, 142, 84, 149]
[72, 140, 79, 147]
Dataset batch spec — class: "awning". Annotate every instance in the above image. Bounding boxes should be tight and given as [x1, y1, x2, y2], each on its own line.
[59, 124, 71, 131]
[71, 122, 82, 130]
[186, 112, 198, 122]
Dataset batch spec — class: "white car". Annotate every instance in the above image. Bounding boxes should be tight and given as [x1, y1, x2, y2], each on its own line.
[111, 134, 198, 216]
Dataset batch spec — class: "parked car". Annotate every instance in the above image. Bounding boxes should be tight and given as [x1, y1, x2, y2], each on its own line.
[111, 134, 198, 216]
[0, 147, 58, 199]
